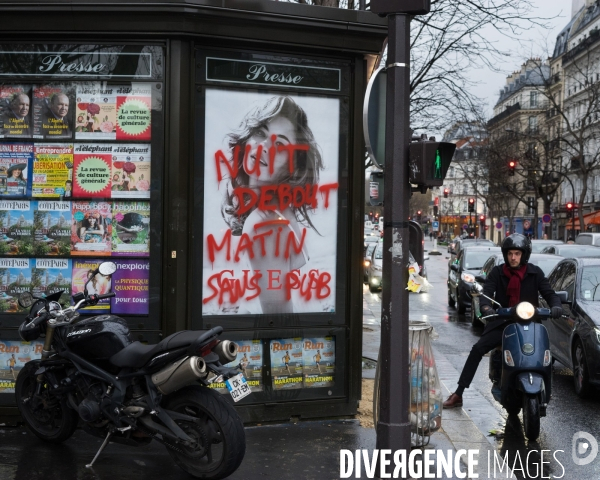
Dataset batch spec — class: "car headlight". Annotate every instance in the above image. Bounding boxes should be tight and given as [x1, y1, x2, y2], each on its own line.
[461, 272, 475, 283]
[516, 302, 535, 320]
[364, 260, 371, 267]
[595, 328, 600, 344]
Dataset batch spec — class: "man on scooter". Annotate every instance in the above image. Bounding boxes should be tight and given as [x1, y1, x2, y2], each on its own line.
[443, 233, 563, 408]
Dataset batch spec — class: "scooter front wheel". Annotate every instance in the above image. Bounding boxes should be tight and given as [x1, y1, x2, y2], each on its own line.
[522, 395, 540, 441]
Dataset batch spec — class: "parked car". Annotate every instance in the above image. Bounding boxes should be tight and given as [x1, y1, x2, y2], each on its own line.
[450, 238, 495, 261]
[364, 243, 377, 282]
[539, 244, 600, 258]
[366, 243, 383, 292]
[470, 253, 563, 326]
[539, 257, 600, 397]
[447, 245, 501, 314]
[530, 239, 564, 253]
[574, 233, 600, 247]
[364, 234, 379, 252]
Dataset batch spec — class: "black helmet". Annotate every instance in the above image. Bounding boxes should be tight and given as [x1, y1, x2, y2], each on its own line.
[501, 233, 531, 266]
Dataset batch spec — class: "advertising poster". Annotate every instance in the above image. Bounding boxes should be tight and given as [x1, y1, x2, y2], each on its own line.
[0, 199, 33, 255]
[0, 85, 32, 139]
[32, 200, 71, 256]
[75, 83, 117, 140]
[32, 143, 73, 198]
[70, 201, 112, 256]
[32, 84, 76, 140]
[73, 143, 112, 198]
[0, 340, 43, 393]
[270, 338, 303, 390]
[111, 144, 151, 198]
[0, 257, 32, 313]
[115, 84, 152, 141]
[201, 89, 340, 315]
[32, 258, 72, 306]
[112, 201, 150, 256]
[0, 143, 32, 197]
[111, 259, 149, 315]
[302, 336, 335, 388]
[210, 339, 264, 394]
[71, 258, 111, 313]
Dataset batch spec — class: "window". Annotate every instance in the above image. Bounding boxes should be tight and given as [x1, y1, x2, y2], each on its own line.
[463, 184, 468, 194]
[462, 201, 467, 213]
[528, 116, 538, 133]
[530, 91, 538, 108]
[528, 196, 535, 215]
[448, 166, 455, 177]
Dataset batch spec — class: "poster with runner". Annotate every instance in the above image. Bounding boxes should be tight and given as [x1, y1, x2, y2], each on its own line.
[302, 336, 335, 388]
[209, 339, 264, 394]
[0, 340, 43, 393]
[270, 338, 303, 390]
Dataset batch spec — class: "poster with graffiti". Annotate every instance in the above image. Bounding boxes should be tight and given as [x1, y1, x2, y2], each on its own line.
[209, 339, 264, 394]
[302, 336, 335, 388]
[0, 340, 43, 393]
[270, 338, 303, 390]
[0, 257, 32, 313]
[201, 89, 340, 315]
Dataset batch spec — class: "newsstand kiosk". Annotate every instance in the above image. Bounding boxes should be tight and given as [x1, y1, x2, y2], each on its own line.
[0, 0, 387, 423]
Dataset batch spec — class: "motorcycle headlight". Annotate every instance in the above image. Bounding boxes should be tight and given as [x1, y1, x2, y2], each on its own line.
[461, 272, 475, 283]
[516, 302, 535, 320]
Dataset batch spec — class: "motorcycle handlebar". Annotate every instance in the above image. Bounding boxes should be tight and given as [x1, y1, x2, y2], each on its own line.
[96, 292, 116, 300]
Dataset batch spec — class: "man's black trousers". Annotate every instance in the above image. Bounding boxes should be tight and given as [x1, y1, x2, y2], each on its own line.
[458, 326, 505, 388]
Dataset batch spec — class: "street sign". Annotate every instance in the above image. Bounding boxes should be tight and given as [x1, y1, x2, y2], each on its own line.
[523, 220, 531, 230]
[432, 221, 439, 232]
[462, 224, 468, 230]
[542, 214, 552, 224]
[495, 222, 503, 230]
[363, 66, 387, 169]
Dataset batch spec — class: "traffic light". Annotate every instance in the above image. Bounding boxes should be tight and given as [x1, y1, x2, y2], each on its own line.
[508, 160, 516, 176]
[417, 210, 422, 223]
[369, 171, 384, 207]
[443, 188, 449, 198]
[566, 201, 574, 211]
[433, 205, 439, 216]
[409, 139, 456, 189]
[468, 198, 475, 213]
[479, 215, 485, 222]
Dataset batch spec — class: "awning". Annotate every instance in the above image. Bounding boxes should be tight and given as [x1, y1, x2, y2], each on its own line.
[584, 210, 600, 225]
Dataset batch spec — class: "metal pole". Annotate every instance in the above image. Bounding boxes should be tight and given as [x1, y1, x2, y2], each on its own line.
[377, 13, 411, 455]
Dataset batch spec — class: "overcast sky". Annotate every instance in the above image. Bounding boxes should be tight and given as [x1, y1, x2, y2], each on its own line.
[473, 0, 570, 117]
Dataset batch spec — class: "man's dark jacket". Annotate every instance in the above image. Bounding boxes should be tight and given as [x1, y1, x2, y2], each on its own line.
[479, 263, 561, 334]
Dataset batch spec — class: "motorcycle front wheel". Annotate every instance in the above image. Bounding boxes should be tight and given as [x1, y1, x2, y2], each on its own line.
[15, 360, 78, 443]
[163, 386, 246, 480]
[522, 394, 540, 441]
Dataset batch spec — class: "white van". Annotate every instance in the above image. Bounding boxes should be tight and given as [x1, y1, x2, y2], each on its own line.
[575, 233, 600, 247]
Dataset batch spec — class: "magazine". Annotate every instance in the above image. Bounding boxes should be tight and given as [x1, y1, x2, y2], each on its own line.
[0, 340, 43, 393]
[0, 257, 32, 313]
[270, 338, 303, 390]
[73, 143, 112, 198]
[75, 83, 117, 140]
[115, 84, 152, 141]
[32, 258, 72, 307]
[111, 259, 149, 315]
[112, 201, 150, 256]
[209, 339, 264, 394]
[70, 201, 112, 256]
[32, 84, 76, 140]
[0, 143, 32, 197]
[32, 143, 73, 198]
[0, 200, 33, 255]
[32, 200, 71, 256]
[111, 144, 151, 198]
[302, 336, 335, 388]
[0, 85, 32, 139]
[71, 258, 112, 313]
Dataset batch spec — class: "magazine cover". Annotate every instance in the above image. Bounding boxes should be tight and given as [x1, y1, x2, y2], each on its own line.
[112, 201, 150, 256]
[111, 144, 151, 198]
[32, 258, 72, 307]
[0, 85, 32, 139]
[0, 143, 32, 197]
[0, 257, 32, 313]
[210, 339, 264, 394]
[70, 201, 112, 256]
[71, 258, 111, 313]
[75, 83, 117, 140]
[270, 338, 303, 390]
[302, 336, 335, 388]
[115, 84, 152, 141]
[32, 200, 71, 256]
[110, 259, 149, 315]
[0, 200, 33, 255]
[73, 143, 112, 198]
[32, 84, 76, 140]
[32, 143, 73, 198]
[0, 340, 43, 393]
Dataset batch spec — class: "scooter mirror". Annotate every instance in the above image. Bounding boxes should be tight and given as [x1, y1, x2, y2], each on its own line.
[555, 291, 568, 304]
[475, 274, 486, 283]
[98, 262, 117, 276]
[18, 292, 34, 308]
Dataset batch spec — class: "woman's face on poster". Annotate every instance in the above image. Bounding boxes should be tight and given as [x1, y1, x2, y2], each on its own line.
[245, 114, 297, 185]
[11, 168, 21, 178]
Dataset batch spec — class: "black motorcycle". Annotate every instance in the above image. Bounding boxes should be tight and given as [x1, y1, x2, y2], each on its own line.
[15, 261, 246, 479]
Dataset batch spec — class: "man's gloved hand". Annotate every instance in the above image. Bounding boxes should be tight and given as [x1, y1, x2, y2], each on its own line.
[480, 305, 495, 317]
[551, 306, 563, 319]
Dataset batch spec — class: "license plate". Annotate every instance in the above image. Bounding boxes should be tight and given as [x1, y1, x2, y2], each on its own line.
[225, 373, 251, 402]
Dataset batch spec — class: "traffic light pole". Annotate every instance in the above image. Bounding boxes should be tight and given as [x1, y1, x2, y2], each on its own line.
[377, 13, 411, 455]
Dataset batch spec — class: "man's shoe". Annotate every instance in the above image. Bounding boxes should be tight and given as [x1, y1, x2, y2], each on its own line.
[443, 393, 463, 409]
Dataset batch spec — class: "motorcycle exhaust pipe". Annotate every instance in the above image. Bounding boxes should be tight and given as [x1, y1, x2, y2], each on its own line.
[151, 356, 207, 395]
[212, 340, 238, 364]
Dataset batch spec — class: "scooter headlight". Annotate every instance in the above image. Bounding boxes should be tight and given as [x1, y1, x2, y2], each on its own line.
[515, 302, 535, 320]
[461, 272, 475, 283]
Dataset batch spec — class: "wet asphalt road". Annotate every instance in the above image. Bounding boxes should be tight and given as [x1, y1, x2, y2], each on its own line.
[370, 240, 600, 479]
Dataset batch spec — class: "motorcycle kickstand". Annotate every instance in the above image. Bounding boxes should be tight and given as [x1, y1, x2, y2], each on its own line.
[86, 430, 113, 469]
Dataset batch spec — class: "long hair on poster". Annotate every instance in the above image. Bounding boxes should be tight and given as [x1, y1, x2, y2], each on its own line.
[202, 89, 340, 315]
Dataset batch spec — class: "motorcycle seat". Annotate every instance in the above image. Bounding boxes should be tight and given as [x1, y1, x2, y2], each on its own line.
[110, 330, 210, 369]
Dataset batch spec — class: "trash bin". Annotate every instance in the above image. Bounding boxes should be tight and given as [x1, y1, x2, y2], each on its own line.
[373, 319, 442, 447]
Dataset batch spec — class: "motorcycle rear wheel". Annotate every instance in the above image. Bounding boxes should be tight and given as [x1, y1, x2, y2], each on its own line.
[163, 386, 246, 480]
[15, 360, 78, 443]
[522, 395, 540, 441]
